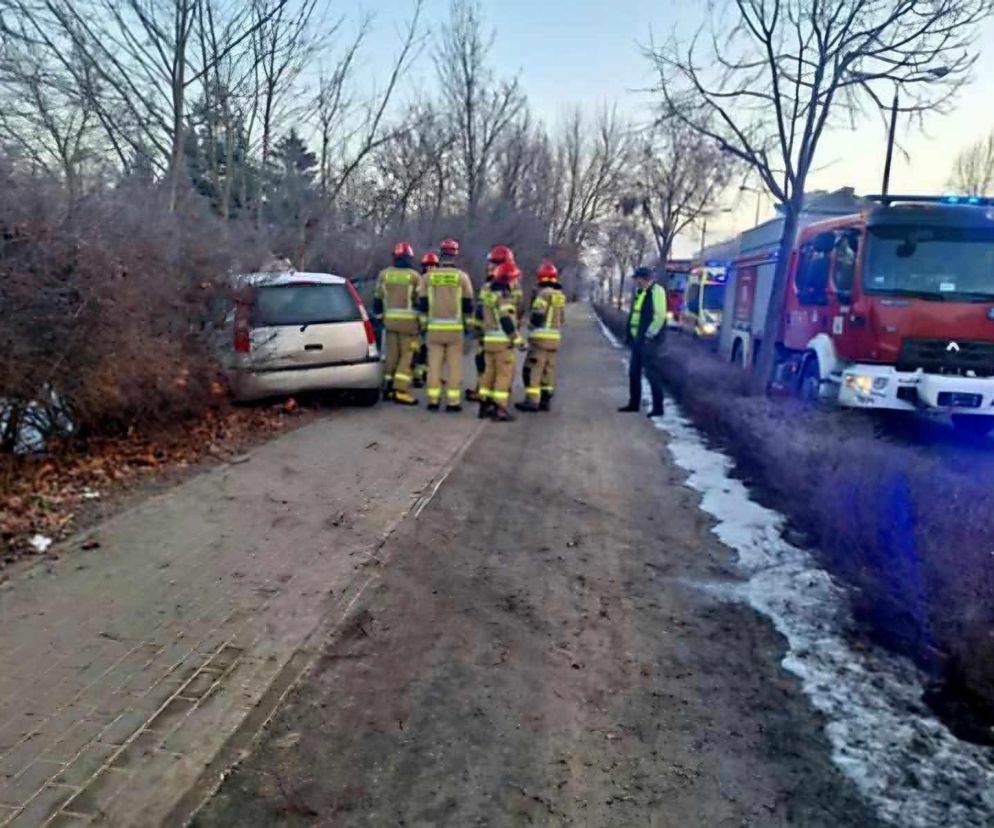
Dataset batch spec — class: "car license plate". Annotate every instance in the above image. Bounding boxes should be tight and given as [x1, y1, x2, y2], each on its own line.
[938, 392, 983, 409]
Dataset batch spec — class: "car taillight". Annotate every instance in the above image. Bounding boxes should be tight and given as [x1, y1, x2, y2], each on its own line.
[233, 303, 251, 353]
[346, 280, 376, 345]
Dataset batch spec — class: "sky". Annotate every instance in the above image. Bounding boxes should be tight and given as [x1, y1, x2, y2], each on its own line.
[350, 0, 994, 257]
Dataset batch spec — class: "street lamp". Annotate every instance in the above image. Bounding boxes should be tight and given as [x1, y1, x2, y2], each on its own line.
[698, 206, 735, 261]
[867, 66, 950, 196]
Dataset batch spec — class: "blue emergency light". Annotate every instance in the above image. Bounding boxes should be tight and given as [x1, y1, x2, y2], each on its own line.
[867, 194, 994, 206]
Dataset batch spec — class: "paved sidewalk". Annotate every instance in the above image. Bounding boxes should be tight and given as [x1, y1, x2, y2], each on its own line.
[0, 402, 482, 827]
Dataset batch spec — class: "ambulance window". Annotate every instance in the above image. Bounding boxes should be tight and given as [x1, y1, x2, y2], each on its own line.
[833, 230, 859, 303]
[795, 243, 830, 306]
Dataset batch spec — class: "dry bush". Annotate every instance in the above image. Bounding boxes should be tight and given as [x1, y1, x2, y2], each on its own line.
[597, 305, 994, 722]
[0, 166, 268, 453]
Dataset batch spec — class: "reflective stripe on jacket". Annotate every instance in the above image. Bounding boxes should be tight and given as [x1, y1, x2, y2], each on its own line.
[419, 267, 474, 332]
[481, 287, 517, 347]
[375, 267, 421, 329]
[529, 285, 566, 347]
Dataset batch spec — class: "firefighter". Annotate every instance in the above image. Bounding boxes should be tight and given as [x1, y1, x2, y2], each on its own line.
[412, 252, 439, 388]
[374, 242, 422, 405]
[467, 245, 515, 403]
[418, 238, 474, 412]
[515, 260, 565, 413]
[478, 261, 526, 422]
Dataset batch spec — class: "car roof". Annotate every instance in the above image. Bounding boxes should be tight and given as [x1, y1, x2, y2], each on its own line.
[229, 271, 346, 287]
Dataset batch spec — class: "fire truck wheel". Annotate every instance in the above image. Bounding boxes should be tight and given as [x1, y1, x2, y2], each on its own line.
[952, 414, 994, 439]
[731, 341, 744, 367]
[798, 357, 822, 403]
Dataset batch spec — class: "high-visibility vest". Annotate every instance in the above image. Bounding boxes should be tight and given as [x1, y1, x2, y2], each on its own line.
[481, 287, 517, 348]
[424, 268, 469, 332]
[375, 267, 420, 326]
[529, 286, 566, 349]
[630, 283, 666, 338]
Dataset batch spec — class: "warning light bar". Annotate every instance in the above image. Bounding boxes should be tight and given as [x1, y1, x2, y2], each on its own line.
[865, 194, 994, 206]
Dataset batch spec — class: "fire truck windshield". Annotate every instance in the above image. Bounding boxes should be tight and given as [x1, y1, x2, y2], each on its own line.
[702, 283, 726, 310]
[865, 224, 994, 301]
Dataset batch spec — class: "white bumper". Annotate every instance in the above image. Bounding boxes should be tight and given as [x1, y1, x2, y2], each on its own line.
[838, 364, 994, 416]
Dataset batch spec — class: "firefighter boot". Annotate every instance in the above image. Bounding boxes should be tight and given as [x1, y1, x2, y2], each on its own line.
[465, 387, 481, 402]
[492, 405, 516, 423]
[478, 400, 494, 420]
[382, 380, 395, 402]
[539, 390, 552, 412]
[394, 390, 418, 406]
[514, 400, 540, 413]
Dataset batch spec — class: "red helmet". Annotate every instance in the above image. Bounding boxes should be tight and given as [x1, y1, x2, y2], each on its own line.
[421, 252, 439, 267]
[440, 238, 459, 257]
[492, 261, 522, 286]
[537, 260, 558, 283]
[488, 245, 515, 265]
[393, 241, 414, 259]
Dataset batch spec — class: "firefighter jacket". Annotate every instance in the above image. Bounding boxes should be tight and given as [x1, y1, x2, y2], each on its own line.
[374, 266, 422, 334]
[628, 282, 667, 343]
[417, 265, 475, 333]
[528, 283, 566, 350]
[509, 281, 526, 324]
[478, 283, 520, 353]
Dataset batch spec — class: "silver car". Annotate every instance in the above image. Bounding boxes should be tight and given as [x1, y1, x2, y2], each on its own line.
[215, 271, 383, 403]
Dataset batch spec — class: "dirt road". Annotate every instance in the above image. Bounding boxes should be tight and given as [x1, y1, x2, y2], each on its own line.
[194, 307, 879, 828]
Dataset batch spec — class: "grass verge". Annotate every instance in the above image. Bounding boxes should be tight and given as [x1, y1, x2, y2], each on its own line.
[597, 304, 994, 743]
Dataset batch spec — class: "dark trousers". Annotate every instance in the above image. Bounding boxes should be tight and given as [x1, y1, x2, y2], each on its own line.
[628, 338, 664, 411]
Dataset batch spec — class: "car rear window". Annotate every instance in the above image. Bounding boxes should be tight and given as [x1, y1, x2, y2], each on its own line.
[251, 284, 360, 326]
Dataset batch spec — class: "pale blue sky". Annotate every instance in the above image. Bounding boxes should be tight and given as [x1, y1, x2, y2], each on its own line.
[346, 0, 994, 255]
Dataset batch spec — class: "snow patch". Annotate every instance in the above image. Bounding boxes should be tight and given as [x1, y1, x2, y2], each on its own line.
[594, 312, 994, 827]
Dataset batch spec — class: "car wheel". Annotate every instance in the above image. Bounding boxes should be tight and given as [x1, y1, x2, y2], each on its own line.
[354, 388, 380, 408]
[952, 414, 994, 439]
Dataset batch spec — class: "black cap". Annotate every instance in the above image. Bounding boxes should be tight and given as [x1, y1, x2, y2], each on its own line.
[634, 266, 654, 280]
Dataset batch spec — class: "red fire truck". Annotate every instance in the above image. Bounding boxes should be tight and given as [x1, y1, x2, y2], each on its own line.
[663, 259, 692, 326]
[729, 194, 994, 435]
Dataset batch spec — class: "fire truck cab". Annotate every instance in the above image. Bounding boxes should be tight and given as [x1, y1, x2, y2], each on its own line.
[664, 259, 692, 326]
[775, 194, 994, 434]
[681, 263, 727, 338]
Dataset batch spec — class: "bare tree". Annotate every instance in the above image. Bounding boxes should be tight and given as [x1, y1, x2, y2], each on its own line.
[949, 133, 994, 195]
[436, 0, 523, 221]
[314, 21, 367, 199]
[650, 0, 990, 389]
[249, 0, 317, 220]
[550, 107, 632, 250]
[622, 115, 736, 262]
[371, 100, 456, 229]
[0, 33, 99, 199]
[0, 0, 292, 210]
[601, 218, 650, 309]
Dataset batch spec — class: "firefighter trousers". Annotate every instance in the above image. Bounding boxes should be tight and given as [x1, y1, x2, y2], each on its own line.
[524, 347, 557, 403]
[426, 330, 464, 406]
[384, 330, 419, 392]
[481, 347, 516, 407]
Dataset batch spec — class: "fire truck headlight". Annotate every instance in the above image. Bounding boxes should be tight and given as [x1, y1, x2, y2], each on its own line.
[700, 322, 717, 336]
[845, 374, 874, 395]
